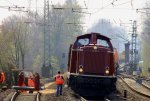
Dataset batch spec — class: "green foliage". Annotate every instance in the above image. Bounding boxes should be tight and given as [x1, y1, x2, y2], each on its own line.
[33, 54, 42, 69]
[1, 15, 30, 69]
[50, 56, 59, 69]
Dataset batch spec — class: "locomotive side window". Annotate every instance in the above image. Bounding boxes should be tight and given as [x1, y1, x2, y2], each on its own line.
[97, 39, 109, 47]
[77, 38, 89, 47]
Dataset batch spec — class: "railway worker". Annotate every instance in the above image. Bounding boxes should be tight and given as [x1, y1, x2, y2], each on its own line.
[28, 76, 35, 93]
[17, 72, 26, 86]
[17, 72, 26, 93]
[34, 72, 40, 91]
[54, 71, 64, 97]
[28, 76, 34, 87]
[0, 71, 6, 89]
[0, 71, 5, 83]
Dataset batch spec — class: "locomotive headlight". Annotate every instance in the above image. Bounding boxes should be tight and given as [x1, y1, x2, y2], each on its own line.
[105, 67, 109, 74]
[79, 65, 83, 72]
[105, 70, 109, 74]
[93, 46, 97, 50]
[79, 68, 83, 72]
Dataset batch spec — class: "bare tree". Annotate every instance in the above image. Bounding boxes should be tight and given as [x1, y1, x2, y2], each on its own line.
[1, 15, 29, 69]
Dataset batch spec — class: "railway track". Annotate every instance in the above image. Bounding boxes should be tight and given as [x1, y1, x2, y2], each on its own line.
[118, 75, 150, 99]
[119, 73, 150, 90]
[80, 96, 86, 101]
[10, 92, 40, 101]
[142, 80, 150, 90]
[80, 96, 111, 101]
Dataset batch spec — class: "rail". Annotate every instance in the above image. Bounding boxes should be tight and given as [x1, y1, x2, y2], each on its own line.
[36, 92, 40, 101]
[80, 97, 87, 101]
[10, 92, 40, 101]
[119, 73, 150, 90]
[80, 96, 110, 101]
[141, 81, 150, 90]
[118, 76, 150, 98]
[11, 92, 19, 101]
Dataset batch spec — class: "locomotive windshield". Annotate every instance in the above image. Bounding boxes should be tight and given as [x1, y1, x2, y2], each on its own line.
[76, 38, 90, 47]
[97, 39, 109, 48]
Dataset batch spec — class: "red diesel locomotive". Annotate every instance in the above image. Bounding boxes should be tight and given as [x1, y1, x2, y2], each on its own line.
[67, 32, 118, 96]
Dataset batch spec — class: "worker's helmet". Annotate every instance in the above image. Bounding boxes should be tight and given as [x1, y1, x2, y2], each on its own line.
[58, 71, 60, 74]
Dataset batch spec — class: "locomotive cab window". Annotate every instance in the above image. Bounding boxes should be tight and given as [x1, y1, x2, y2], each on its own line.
[97, 39, 109, 48]
[76, 38, 90, 47]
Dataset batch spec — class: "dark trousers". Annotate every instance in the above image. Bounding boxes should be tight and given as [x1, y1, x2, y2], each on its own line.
[56, 84, 62, 96]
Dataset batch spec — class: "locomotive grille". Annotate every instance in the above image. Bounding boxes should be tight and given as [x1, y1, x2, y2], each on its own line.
[78, 49, 108, 75]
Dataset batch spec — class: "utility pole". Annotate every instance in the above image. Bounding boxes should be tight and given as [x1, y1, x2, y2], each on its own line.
[43, 0, 46, 68]
[42, 0, 51, 77]
[47, 1, 52, 77]
[130, 20, 138, 74]
[125, 42, 130, 64]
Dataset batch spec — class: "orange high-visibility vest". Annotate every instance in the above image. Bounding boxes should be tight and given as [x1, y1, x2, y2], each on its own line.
[55, 74, 64, 85]
[1, 72, 5, 83]
[28, 78, 35, 87]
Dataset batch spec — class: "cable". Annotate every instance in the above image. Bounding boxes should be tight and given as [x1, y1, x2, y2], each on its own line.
[0, 5, 28, 12]
[89, 0, 135, 14]
[84, 0, 87, 9]
[90, 0, 128, 14]
[112, 0, 131, 7]
[0, 6, 10, 9]
[90, 2, 113, 14]
[136, 10, 150, 14]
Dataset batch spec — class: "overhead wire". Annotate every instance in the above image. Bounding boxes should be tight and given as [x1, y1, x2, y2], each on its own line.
[90, 2, 113, 14]
[0, 5, 11, 9]
[0, 0, 144, 30]
[112, 0, 132, 7]
[90, 0, 134, 14]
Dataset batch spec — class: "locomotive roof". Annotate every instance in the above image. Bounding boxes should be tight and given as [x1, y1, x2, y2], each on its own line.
[77, 32, 111, 40]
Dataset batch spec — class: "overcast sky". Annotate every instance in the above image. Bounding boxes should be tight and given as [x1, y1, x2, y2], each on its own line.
[0, 0, 147, 53]
[0, 0, 146, 31]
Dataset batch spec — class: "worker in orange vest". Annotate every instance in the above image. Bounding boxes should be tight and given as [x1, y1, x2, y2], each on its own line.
[54, 71, 64, 97]
[28, 76, 35, 93]
[28, 76, 34, 87]
[0, 71, 6, 88]
[0, 72, 4, 83]
[1, 72, 5, 83]
[0, 71, 5, 83]
[1, 72, 6, 83]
